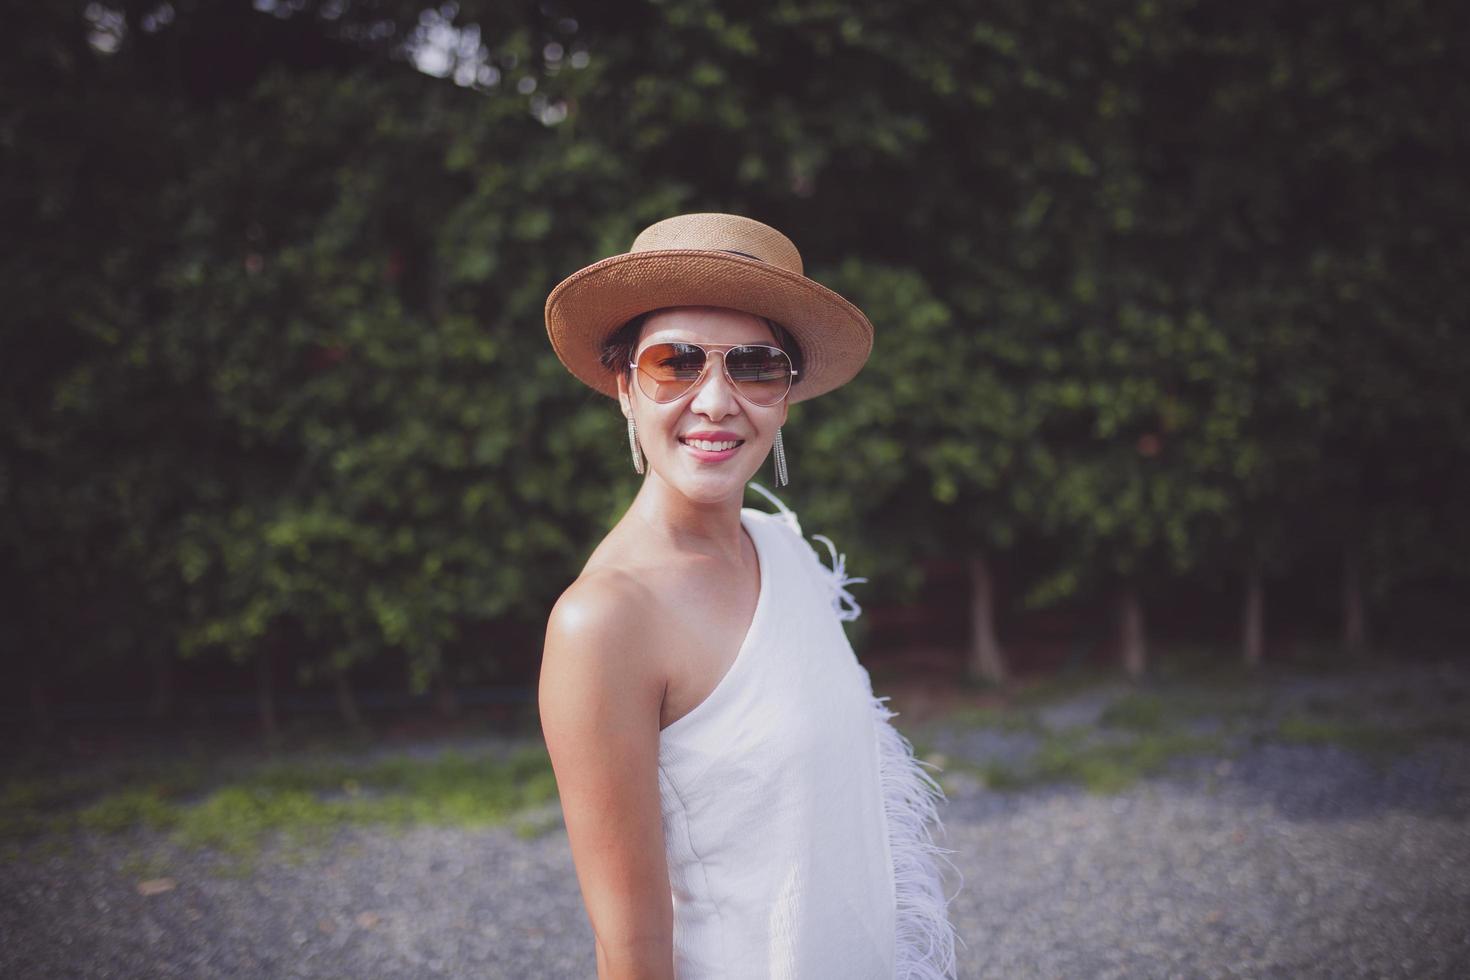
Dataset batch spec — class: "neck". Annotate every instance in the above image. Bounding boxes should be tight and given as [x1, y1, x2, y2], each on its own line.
[625, 472, 747, 561]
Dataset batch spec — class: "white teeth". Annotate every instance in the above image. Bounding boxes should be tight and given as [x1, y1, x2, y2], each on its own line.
[685, 438, 740, 452]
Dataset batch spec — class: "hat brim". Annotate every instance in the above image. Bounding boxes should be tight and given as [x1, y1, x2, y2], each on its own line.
[545, 249, 873, 404]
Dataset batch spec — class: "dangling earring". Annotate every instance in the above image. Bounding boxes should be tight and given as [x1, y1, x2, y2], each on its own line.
[773, 427, 789, 487]
[627, 416, 645, 475]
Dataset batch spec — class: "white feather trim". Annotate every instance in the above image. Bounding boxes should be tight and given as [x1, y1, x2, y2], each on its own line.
[874, 696, 960, 979]
[810, 532, 867, 622]
[747, 483, 868, 621]
[748, 480, 804, 535]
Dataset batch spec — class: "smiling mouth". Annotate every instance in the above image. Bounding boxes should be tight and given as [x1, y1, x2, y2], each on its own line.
[679, 436, 745, 452]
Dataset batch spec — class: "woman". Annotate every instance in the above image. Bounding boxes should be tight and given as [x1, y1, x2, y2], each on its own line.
[539, 213, 957, 979]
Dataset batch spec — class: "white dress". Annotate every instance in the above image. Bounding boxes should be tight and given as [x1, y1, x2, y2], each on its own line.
[656, 490, 958, 979]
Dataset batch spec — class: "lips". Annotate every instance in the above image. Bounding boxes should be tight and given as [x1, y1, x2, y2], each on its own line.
[679, 431, 746, 460]
[681, 436, 743, 452]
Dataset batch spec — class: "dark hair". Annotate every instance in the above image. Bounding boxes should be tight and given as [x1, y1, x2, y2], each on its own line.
[599, 309, 806, 384]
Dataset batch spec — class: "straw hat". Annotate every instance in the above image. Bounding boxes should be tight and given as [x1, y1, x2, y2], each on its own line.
[544, 213, 873, 403]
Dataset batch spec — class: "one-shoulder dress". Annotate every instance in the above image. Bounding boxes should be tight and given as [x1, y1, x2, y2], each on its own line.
[656, 489, 958, 979]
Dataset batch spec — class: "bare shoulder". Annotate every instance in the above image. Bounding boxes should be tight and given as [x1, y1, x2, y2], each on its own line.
[539, 565, 668, 713]
[545, 565, 658, 656]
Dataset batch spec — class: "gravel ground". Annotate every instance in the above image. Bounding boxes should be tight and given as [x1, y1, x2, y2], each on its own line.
[941, 741, 1470, 979]
[4, 669, 1468, 979]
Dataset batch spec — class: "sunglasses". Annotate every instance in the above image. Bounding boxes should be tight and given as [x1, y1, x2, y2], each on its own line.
[631, 342, 798, 407]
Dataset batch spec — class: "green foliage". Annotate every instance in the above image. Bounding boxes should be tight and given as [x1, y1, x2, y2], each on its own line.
[2, 0, 1466, 709]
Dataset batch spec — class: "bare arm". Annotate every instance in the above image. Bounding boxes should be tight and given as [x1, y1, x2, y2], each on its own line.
[539, 578, 674, 980]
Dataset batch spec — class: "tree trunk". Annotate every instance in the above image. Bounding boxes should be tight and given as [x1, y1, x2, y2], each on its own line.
[1343, 546, 1369, 655]
[147, 648, 176, 718]
[966, 552, 1009, 685]
[1242, 565, 1265, 668]
[1119, 587, 1147, 679]
[255, 649, 279, 744]
[332, 662, 367, 734]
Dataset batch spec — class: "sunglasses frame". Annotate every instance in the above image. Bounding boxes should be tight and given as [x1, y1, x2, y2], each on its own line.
[630, 342, 799, 406]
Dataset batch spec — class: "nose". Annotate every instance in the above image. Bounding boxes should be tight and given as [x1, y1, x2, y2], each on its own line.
[688, 349, 741, 420]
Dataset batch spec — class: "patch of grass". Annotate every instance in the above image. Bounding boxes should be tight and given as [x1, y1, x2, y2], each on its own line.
[118, 851, 173, 880]
[77, 789, 181, 834]
[1195, 690, 1271, 727]
[214, 856, 259, 879]
[1, 760, 211, 842]
[1098, 693, 1169, 732]
[0, 773, 99, 839]
[0, 744, 560, 858]
[941, 705, 1039, 734]
[1098, 687, 1269, 735]
[938, 728, 1222, 795]
[172, 746, 560, 857]
[973, 761, 1031, 791]
[1, 773, 92, 812]
[0, 805, 51, 840]
[935, 758, 1034, 793]
[0, 835, 74, 864]
[1011, 668, 1114, 708]
[512, 806, 564, 840]
[175, 786, 348, 857]
[1274, 714, 1421, 757]
[1031, 731, 1224, 794]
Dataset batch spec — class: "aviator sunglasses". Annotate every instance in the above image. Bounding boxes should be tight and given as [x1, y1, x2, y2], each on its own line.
[632, 342, 798, 407]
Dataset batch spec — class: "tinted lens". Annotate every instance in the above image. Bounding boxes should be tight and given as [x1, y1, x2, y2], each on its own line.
[724, 346, 793, 405]
[636, 343, 707, 402]
[634, 343, 793, 405]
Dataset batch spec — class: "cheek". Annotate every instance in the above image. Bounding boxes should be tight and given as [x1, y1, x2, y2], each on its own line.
[759, 405, 787, 435]
[636, 403, 682, 443]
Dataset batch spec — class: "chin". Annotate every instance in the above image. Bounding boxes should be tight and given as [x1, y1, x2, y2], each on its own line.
[660, 461, 763, 505]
